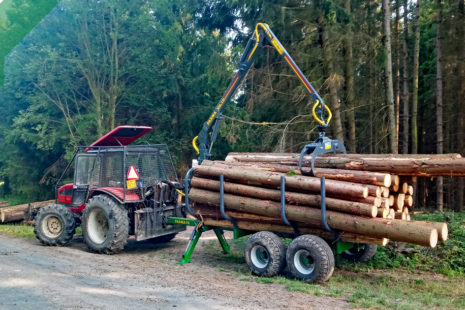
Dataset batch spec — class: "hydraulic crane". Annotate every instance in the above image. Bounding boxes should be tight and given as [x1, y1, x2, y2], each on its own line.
[191, 23, 346, 175]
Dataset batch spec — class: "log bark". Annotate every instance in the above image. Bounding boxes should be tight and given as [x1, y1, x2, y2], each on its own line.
[225, 153, 465, 176]
[225, 152, 462, 162]
[189, 188, 438, 247]
[194, 164, 368, 199]
[203, 161, 392, 187]
[191, 177, 377, 217]
[201, 217, 389, 246]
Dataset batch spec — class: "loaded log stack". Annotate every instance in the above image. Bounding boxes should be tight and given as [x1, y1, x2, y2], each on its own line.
[187, 152, 461, 248]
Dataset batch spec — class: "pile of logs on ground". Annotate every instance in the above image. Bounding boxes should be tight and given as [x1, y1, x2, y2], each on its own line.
[0, 200, 54, 223]
[187, 153, 462, 248]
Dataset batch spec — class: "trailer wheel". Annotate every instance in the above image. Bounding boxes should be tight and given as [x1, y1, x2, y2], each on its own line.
[34, 204, 76, 246]
[82, 195, 129, 254]
[286, 235, 334, 283]
[245, 231, 286, 277]
[340, 244, 377, 262]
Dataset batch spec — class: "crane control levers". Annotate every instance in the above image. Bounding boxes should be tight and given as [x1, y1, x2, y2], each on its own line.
[192, 22, 346, 176]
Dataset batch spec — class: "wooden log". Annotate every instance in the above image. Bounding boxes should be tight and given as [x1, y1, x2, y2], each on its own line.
[390, 183, 399, 192]
[381, 187, 390, 198]
[389, 208, 395, 219]
[0, 201, 9, 208]
[407, 220, 448, 241]
[404, 195, 413, 207]
[191, 177, 377, 217]
[225, 152, 462, 162]
[350, 196, 382, 207]
[201, 217, 389, 246]
[204, 161, 392, 187]
[0, 210, 26, 223]
[225, 153, 465, 176]
[400, 182, 409, 194]
[395, 211, 407, 220]
[406, 214, 411, 221]
[0, 200, 54, 223]
[380, 198, 390, 209]
[378, 208, 389, 218]
[392, 175, 400, 186]
[393, 194, 405, 211]
[402, 207, 409, 214]
[189, 188, 438, 247]
[388, 195, 395, 207]
[195, 164, 369, 199]
[366, 185, 382, 197]
[407, 185, 414, 195]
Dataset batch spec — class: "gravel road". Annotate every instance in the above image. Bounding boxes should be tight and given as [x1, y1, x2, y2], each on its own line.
[0, 229, 349, 309]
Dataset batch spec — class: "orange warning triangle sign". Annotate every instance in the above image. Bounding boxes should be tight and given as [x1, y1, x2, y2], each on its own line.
[127, 166, 140, 180]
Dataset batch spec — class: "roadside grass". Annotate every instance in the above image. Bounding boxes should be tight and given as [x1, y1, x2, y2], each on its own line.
[202, 211, 465, 309]
[0, 224, 35, 238]
[0, 224, 82, 238]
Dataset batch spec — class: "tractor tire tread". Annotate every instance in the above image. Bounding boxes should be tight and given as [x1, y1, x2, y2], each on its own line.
[245, 231, 286, 277]
[82, 195, 129, 254]
[287, 235, 335, 284]
[34, 204, 75, 246]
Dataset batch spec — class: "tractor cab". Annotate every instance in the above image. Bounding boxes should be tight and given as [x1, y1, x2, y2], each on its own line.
[57, 126, 173, 211]
[36, 126, 185, 253]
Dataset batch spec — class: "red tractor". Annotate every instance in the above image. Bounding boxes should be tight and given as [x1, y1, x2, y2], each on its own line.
[34, 126, 185, 253]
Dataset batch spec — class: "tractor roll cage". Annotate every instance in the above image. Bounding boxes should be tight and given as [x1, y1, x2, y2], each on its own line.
[55, 144, 178, 203]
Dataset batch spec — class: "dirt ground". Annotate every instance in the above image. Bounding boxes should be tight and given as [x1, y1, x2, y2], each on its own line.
[0, 228, 350, 310]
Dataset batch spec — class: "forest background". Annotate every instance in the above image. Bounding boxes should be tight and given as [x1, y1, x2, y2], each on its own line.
[0, 0, 463, 211]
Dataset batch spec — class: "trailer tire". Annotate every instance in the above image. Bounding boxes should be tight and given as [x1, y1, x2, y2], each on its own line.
[82, 195, 129, 254]
[150, 233, 177, 243]
[245, 231, 286, 277]
[340, 244, 377, 262]
[34, 204, 75, 246]
[286, 235, 334, 283]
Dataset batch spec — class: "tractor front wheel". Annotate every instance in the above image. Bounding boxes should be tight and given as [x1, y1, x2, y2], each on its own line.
[82, 195, 129, 254]
[34, 204, 76, 246]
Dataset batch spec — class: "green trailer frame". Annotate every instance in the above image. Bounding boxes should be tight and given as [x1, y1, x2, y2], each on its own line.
[167, 217, 358, 265]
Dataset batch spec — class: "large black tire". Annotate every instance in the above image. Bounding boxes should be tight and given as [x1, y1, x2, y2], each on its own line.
[286, 235, 335, 283]
[340, 244, 377, 262]
[34, 204, 76, 246]
[82, 195, 129, 254]
[150, 233, 177, 244]
[244, 231, 286, 277]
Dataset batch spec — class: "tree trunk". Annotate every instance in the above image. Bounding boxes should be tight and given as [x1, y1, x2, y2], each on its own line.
[436, 0, 444, 212]
[321, 22, 344, 144]
[189, 188, 439, 247]
[382, 0, 397, 153]
[344, 0, 356, 152]
[411, 0, 421, 154]
[402, 0, 410, 154]
[394, 0, 401, 151]
[457, 0, 465, 210]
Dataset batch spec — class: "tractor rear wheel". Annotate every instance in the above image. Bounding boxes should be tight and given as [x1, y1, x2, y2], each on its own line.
[34, 204, 75, 246]
[82, 195, 129, 254]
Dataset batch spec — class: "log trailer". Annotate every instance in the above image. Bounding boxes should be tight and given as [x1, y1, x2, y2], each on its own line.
[33, 23, 374, 283]
[167, 23, 374, 284]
